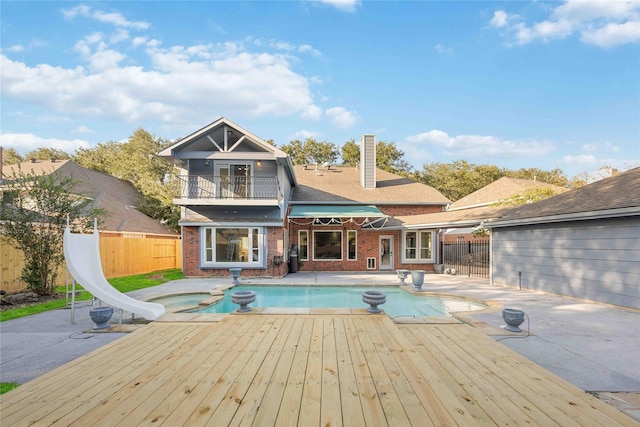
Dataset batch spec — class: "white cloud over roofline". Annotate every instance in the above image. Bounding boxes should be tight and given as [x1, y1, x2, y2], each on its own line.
[1, 32, 322, 129]
[0, 133, 90, 155]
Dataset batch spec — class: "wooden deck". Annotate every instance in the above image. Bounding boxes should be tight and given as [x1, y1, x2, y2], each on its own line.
[1, 314, 637, 426]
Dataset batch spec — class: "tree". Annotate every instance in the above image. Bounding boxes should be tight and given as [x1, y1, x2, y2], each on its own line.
[0, 166, 103, 295]
[280, 138, 339, 167]
[376, 141, 411, 174]
[418, 160, 503, 201]
[505, 167, 569, 187]
[24, 147, 72, 161]
[74, 129, 180, 230]
[1, 147, 23, 165]
[280, 139, 307, 165]
[74, 141, 121, 174]
[340, 139, 411, 174]
[491, 186, 565, 206]
[341, 139, 359, 166]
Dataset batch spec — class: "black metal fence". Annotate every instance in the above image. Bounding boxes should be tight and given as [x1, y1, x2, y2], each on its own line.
[441, 240, 490, 278]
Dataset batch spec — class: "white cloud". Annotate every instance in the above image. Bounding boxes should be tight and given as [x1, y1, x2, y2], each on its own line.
[6, 45, 24, 53]
[110, 29, 130, 44]
[581, 141, 621, 153]
[73, 125, 93, 134]
[293, 130, 318, 140]
[298, 44, 322, 57]
[406, 129, 554, 159]
[491, 0, 640, 48]
[312, 0, 361, 13]
[581, 21, 640, 48]
[255, 39, 322, 56]
[490, 10, 509, 28]
[325, 107, 358, 128]
[62, 4, 150, 30]
[1, 34, 323, 126]
[302, 104, 323, 120]
[561, 154, 598, 165]
[434, 44, 454, 55]
[0, 133, 90, 155]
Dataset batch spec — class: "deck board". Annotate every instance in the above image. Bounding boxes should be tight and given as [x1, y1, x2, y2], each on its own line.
[1, 314, 637, 427]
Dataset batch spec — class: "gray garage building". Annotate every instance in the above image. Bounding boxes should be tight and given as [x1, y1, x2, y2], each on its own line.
[487, 167, 640, 309]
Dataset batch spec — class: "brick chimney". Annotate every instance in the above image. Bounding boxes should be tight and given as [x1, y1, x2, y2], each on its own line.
[360, 134, 376, 189]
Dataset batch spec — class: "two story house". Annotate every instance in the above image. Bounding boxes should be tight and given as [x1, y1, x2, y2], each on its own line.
[159, 118, 450, 277]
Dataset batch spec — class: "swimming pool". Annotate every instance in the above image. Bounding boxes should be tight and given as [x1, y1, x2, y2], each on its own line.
[182, 286, 486, 318]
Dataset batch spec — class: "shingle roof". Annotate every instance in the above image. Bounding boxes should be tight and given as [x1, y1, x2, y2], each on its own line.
[291, 165, 450, 205]
[450, 177, 568, 210]
[2, 160, 176, 235]
[489, 167, 640, 226]
[387, 206, 515, 229]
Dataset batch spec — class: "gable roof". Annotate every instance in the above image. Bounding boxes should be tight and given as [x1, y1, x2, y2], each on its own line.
[449, 176, 568, 210]
[488, 167, 640, 228]
[291, 165, 450, 205]
[158, 117, 296, 185]
[2, 160, 176, 235]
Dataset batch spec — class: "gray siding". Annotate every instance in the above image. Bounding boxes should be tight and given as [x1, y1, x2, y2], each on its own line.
[491, 217, 640, 309]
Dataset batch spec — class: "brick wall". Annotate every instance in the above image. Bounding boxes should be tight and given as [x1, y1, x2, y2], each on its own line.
[288, 221, 435, 273]
[181, 226, 288, 278]
[180, 203, 447, 276]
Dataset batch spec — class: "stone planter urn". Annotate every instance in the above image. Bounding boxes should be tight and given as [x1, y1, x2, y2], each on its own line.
[229, 268, 242, 285]
[362, 290, 387, 314]
[396, 269, 410, 285]
[434, 264, 445, 274]
[502, 308, 525, 332]
[89, 306, 113, 330]
[231, 290, 256, 312]
[410, 270, 426, 290]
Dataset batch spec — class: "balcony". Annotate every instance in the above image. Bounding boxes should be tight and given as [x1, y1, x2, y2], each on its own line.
[172, 175, 281, 206]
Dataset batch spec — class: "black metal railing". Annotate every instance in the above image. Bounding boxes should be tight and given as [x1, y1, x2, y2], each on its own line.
[441, 240, 489, 278]
[174, 175, 280, 200]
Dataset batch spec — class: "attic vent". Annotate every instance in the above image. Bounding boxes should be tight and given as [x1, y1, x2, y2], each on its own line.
[367, 257, 376, 270]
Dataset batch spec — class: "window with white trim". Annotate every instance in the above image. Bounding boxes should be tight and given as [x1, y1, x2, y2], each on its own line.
[299, 230, 309, 261]
[313, 230, 343, 260]
[202, 227, 263, 267]
[347, 230, 357, 260]
[402, 230, 435, 263]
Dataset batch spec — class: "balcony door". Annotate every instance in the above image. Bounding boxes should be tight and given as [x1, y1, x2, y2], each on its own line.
[216, 163, 252, 198]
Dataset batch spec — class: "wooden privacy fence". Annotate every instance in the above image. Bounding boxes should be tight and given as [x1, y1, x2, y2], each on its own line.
[0, 231, 182, 294]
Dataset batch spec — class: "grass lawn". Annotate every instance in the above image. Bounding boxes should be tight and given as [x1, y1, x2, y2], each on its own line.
[0, 382, 19, 395]
[0, 269, 184, 322]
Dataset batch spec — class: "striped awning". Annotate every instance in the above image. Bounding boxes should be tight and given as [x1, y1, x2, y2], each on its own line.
[288, 205, 386, 218]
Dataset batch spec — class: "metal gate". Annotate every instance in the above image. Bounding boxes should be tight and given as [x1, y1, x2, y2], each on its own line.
[441, 240, 489, 278]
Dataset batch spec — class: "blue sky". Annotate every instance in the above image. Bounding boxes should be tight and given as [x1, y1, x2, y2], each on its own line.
[1, 0, 639, 179]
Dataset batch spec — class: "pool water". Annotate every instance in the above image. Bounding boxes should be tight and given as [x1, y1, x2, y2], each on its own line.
[191, 286, 485, 318]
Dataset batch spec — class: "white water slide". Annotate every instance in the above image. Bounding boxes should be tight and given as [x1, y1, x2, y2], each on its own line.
[63, 225, 166, 321]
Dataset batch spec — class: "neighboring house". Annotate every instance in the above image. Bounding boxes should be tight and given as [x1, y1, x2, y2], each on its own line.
[442, 177, 567, 242]
[159, 118, 451, 277]
[1, 159, 176, 235]
[487, 167, 640, 309]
